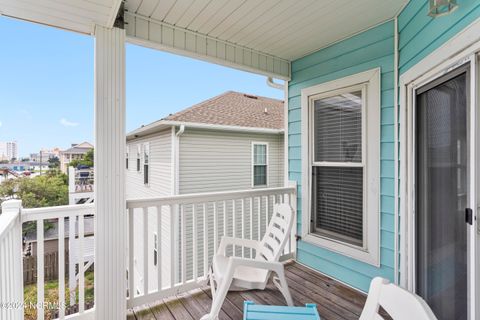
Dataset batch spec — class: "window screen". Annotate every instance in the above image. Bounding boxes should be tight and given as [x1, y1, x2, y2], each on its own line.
[314, 91, 362, 162]
[311, 90, 364, 247]
[253, 144, 267, 186]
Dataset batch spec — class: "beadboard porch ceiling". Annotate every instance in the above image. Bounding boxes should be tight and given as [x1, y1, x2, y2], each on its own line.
[0, 0, 408, 79]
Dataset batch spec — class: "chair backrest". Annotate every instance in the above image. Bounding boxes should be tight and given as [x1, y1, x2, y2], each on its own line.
[360, 277, 438, 320]
[256, 203, 294, 263]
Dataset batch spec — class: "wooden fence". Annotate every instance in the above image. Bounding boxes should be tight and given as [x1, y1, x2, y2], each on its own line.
[23, 251, 70, 285]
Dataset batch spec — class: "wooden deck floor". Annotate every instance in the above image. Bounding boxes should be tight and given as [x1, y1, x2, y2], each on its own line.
[128, 262, 367, 320]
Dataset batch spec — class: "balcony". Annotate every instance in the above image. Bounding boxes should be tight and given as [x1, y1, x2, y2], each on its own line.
[127, 262, 366, 320]
[0, 184, 366, 320]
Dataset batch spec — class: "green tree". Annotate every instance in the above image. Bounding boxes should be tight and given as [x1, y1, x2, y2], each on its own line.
[48, 156, 60, 169]
[69, 149, 94, 168]
[0, 173, 68, 234]
[2, 174, 69, 208]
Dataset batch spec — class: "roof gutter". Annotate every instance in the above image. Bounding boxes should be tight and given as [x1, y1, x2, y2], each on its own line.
[127, 120, 284, 140]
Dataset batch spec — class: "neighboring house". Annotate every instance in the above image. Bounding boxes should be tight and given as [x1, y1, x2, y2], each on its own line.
[126, 91, 285, 293]
[24, 216, 94, 256]
[30, 147, 62, 162]
[59, 142, 94, 173]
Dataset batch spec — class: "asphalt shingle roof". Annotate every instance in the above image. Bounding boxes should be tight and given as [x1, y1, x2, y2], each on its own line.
[164, 91, 284, 130]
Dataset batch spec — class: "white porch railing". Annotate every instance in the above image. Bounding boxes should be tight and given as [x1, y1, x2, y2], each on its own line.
[0, 200, 24, 320]
[0, 201, 95, 320]
[0, 184, 297, 319]
[126, 185, 297, 309]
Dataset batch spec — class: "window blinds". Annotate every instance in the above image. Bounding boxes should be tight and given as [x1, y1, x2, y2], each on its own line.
[311, 90, 364, 246]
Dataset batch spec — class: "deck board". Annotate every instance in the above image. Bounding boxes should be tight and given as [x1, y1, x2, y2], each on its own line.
[130, 262, 366, 320]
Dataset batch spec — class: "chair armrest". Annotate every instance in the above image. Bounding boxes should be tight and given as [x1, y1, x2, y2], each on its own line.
[217, 237, 260, 255]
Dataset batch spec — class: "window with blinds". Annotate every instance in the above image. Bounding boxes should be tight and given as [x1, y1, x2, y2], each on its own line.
[253, 143, 268, 186]
[311, 90, 364, 247]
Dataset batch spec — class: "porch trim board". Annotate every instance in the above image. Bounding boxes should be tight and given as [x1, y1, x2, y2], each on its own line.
[94, 25, 127, 320]
[124, 12, 291, 81]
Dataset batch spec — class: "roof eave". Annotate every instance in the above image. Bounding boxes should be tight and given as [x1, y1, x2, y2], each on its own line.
[126, 120, 284, 140]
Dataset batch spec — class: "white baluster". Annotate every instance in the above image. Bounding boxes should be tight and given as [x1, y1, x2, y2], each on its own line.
[203, 203, 207, 277]
[241, 199, 245, 258]
[128, 208, 134, 299]
[193, 204, 197, 281]
[181, 205, 186, 284]
[143, 207, 149, 295]
[170, 205, 175, 288]
[156, 205, 162, 291]
[78, 214, 84, 313]
[213, 202, 218, 256]
[58, 217, 65, 319]
[37, 219, 44, 320]
[249, 197, 253, 258]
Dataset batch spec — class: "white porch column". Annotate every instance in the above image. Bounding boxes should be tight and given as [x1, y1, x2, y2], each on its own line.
[94, 25, 127, 319]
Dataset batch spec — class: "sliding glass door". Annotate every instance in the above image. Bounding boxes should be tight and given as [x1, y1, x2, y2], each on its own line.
[415, 65, 470, 320]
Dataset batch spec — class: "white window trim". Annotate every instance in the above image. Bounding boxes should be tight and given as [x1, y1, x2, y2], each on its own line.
[251, 141, 269, 188]
[143, 142, 150, 186]
[301, 68, 381, 267]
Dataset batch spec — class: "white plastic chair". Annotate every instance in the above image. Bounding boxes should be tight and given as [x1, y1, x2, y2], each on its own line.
[201, 203, 295, 320]
[360, 277, 438, 320]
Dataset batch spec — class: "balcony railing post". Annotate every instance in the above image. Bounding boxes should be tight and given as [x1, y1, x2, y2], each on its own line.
[0, 199, 23, 320]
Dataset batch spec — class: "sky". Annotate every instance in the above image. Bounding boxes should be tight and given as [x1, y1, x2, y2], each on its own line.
[0, 16, 283, 158]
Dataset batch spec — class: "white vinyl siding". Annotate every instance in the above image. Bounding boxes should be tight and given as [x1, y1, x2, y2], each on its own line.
[126, 129, 172, 198]
[127, 127, 284, 292]
[179, 129, 284, 194]
[178, 128, 284, 278]
[127, 129, 173, 293]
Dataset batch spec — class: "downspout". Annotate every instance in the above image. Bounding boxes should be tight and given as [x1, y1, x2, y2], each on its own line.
[266, 77, 288, 186]
[268, 76, 295, 259]
[174, 125, 185, 195]
[393, 16, 400, 286]
[267, 77, 284, 90]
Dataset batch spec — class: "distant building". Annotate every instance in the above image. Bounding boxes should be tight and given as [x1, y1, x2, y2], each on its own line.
[0, 141, 18, 161]
[59, 142, 94, 173]
[30, 147, 62, 162]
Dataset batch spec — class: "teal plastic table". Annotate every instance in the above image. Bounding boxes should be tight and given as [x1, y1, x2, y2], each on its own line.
[243, 301, 321, 320]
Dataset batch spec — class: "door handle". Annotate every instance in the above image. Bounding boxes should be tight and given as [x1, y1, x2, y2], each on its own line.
[465, 208, 473, 225]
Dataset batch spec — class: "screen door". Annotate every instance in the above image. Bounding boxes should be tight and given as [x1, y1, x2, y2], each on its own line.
[415, 64, 470, 320]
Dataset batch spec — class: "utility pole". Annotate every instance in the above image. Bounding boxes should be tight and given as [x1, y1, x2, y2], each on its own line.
[40, 150, 42, 176]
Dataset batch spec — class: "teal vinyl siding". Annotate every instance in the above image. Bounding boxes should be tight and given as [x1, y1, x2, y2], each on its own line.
[288, 0, 480, 293]
[289, 21, 395, 292]
[398, 0, 480, 75]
